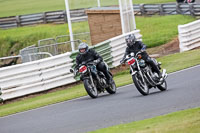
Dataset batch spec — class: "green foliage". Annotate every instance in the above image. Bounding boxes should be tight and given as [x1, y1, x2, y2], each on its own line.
[0, 0, 175, 17]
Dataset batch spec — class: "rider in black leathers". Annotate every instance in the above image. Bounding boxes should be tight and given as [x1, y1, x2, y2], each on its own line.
[120, 34, 162, 78]
[76, 42, 112, 83]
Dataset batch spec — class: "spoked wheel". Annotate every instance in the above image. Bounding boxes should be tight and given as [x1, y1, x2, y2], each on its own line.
[105, 78, 116, 94]
[83, 79, 98, 98]
[132, 73, 149, 95]
[157, 79, 167, 91]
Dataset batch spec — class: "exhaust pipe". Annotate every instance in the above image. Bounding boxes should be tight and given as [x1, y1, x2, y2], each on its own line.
[162, 69, 168, 79]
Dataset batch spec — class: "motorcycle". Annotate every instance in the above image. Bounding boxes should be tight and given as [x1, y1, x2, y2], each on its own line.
[121, 52, 168, 95]
[70, 60, 116, 98]
[176, 0, 195, 3]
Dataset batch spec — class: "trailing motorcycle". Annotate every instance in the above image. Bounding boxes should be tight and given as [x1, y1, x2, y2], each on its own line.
[121, 52, 167, 95]
[70, 60, 116, 98]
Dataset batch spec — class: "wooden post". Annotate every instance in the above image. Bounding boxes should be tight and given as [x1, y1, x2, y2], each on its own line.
[63, 10, 68, 23]
[189, 4, 194, 16]
[159, 4, 164, 15]
[16, 16, 21, 27]
[140, 4, 145, 15]
[176, 3, 181, 14]
[43, 12, 47, 24]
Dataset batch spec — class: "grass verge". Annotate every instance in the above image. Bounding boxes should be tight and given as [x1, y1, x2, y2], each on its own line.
[0, 48, 200, 117]
[89, 107, 200, 133]
[0, 15, 195, 57]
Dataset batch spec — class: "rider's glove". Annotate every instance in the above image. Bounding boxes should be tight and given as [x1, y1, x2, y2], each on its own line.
[94, 59, 100, 64]
[141, 45, 146, 52]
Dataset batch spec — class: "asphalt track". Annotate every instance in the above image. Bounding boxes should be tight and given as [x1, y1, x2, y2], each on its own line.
[195, 0, 200, 3]
[0, 65, 200, 133]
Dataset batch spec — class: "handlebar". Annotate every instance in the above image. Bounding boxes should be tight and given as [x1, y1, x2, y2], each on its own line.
[120, 51, 144, 64]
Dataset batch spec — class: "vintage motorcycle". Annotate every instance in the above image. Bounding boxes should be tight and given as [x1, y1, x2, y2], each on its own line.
[70, 60, 116, 98]
[121, 51, 168, 95]
[176, 0, 195, 3]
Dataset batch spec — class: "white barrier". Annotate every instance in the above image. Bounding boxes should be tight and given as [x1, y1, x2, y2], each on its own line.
[0, 30, 142, 101]
[178, 19, 200, 52]
[0, 52, 76, 101]
[109, 30, 142, 67]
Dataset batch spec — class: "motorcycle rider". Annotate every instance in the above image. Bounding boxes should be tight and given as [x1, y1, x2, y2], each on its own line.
[76, 42, 112, 84]
[120, 34, 162, 79]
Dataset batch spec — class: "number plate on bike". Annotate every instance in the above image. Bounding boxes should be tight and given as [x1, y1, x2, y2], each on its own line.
[127, 58, 136, 65]
[79, 65, 87, 73]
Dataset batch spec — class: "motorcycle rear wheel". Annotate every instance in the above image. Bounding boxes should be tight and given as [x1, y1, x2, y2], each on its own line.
[83, 79, 98, 98]
[132, 73, 149, 95]
[105, 79, 116, 94]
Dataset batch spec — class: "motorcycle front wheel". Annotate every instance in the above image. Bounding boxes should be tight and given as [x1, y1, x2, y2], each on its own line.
[132, 73, 149, 95]
[83, 79, 98, 98]
[157, 79, 167, 91]
[105, 78, 116, 94]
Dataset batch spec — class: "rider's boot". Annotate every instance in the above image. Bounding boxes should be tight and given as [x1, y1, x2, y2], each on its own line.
[104, 71, 113, 84]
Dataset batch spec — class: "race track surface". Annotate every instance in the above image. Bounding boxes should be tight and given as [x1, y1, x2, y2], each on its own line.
[1, 65, 200, 133]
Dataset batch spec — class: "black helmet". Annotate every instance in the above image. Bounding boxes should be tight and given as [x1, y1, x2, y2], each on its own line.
[78, 42, 89, 55]
[125, 34, 136, 47]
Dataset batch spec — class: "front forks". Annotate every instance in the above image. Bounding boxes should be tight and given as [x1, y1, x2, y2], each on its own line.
[89, 73, 96, 89]
[131, 63, 148, 91]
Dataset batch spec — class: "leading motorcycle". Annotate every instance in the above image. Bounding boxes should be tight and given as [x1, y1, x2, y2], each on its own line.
[70, 60, 116, 98]
[121, 51, 168, 95]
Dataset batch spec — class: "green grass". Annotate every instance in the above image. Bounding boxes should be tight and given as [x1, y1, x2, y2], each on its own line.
[0, 21, 90, 57]
[0, 15, 195, 57]
[0, 84, 87, 117]
[136, 15, 196, 47]
[0, 0, 175, 17]
[0, 48, 200, 117]
[89, 107, 200, 133]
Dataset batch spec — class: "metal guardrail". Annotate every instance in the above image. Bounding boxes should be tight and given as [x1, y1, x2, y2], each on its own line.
[133, 3, 200, 16]
[20, 39, 82, 63]
[0, 52, 75, 101]
[0, 30, 141, 101]
[0, 9, 86, 29]
[0, 32, 90, 66]
[178, 19, 200, 52]
[0, 3, 200, 29]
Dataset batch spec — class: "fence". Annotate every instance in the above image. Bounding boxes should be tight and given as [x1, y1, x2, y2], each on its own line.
[1, 3, 200, 29]
[0, 52, 75, 101]
[133, 3, 200, 16]
[0, 9, 86, 29]
[0, 30, 141, 101]
[19, 32, 90, 63]
[178, 19, 200, 52]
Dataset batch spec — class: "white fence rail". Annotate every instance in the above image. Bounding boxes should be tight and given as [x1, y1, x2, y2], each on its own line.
[178, 19, 200, 52]
[0, 30, 141, 101]
[0, 52, 76, 101]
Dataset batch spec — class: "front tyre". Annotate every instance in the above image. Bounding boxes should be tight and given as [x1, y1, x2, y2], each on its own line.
[83, 79, 98, 98]
[132, 73, 149, 95]
[157, 79, 167, 91]
[105, 79, 116, 94]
